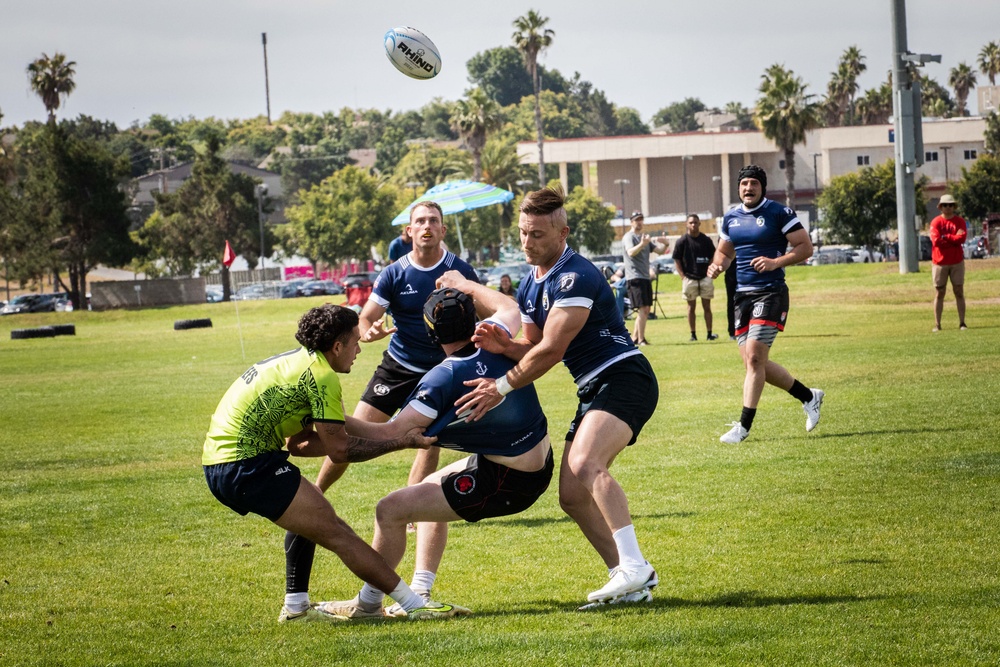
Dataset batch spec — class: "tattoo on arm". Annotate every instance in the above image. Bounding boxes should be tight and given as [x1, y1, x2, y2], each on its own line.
[344, 434, 408, 462]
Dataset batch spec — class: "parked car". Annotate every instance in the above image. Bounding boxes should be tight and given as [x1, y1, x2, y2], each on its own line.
[486, 263, 529, 287]
[206, 285, 224, 303]
[341, 272, 379, 290]
[807, 248, 853, 266]
[280, 278, 311, 298]
[233, 283, 266, 300]
[849, 247, 884, 263]
[651, 257, 676, 275]
[1, 293, 61, 315]
[297, 280, 344, 297]
[965, 235, 988, 259]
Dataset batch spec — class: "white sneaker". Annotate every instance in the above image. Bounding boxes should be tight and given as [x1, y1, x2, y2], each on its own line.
[587, 562, 657, 603]
[278, 605, 346, 623]
[803, 389, 824, 432]
[577, 587, 654, 611]
[385, 591, 430, 618]
[404, 601, 472, 620]
[314, 597, 385, 620]
[719, 422, 749, 444]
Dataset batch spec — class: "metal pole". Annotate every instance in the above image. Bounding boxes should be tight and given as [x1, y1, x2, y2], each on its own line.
[940, 145, 951, 182]
[682, 156, 693, 214]
[891, 0, 919, 273]
[262, 33, 271, 124]
[257, 188, 266, 275]
[615, 178, 630, 238]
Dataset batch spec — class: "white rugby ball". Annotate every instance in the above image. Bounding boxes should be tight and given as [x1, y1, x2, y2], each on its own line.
[384, 26, 441, 80]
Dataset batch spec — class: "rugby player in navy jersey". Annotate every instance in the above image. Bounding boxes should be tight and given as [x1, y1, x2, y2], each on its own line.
[282, 201, 479, 616]
[438, 186, 660, 609]
[706, 165, 824, 444]
[316, 286, 552, 618]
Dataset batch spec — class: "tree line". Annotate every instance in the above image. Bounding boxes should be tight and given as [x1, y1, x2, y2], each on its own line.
[2, 12, 999, 306]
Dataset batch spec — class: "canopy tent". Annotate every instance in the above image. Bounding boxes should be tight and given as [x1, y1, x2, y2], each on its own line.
[391, 180, 515, 258]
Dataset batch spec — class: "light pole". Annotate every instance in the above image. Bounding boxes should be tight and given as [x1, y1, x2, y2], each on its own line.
[681, 155, 693, 214]
[811, 152, 822, 245]
[405, 181, 422, 200]
[255, 183, 268, 275]
[940, 145, 952, 183]
[614, 178, 630, 237]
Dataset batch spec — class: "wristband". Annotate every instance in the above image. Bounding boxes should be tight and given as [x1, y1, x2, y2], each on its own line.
[495, 374, 513, 396]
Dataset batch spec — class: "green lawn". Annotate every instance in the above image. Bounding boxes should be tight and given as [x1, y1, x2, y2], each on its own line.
[2, 260, 999, 666]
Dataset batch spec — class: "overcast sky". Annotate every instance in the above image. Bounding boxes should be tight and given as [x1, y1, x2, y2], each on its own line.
[3, 1, 998, 129]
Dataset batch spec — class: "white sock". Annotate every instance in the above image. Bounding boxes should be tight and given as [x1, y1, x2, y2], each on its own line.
[389, 580, 426, 612]
[410, 569, 436, 598]
[359, 583, 385, 608]
[612, 524, 645, 570]
[284, 592, 310, 612]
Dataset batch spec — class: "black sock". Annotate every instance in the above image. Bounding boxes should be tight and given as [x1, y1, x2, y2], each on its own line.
[788, 380, 813, 403]
[285, 531, 316, 594]
[708, 330, 713, 336]
[740, 406, 757, 431]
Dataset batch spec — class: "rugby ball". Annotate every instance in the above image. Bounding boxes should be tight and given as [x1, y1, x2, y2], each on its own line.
[384, 27, 441, 80]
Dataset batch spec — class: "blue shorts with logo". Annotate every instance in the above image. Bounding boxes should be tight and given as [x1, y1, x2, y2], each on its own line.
[204, 450, 302, 521]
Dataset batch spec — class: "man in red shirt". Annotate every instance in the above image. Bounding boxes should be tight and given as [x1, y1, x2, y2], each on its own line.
[929, 194, 968, 332]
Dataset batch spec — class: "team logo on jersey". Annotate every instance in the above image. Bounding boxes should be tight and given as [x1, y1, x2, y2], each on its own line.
[756, 216, 766, 227]
[784, 207, 793, 216]
[542, 291, 550, 311]
[525, 299, 535, 314]
[453, 473, 476, 495]
[475, 362, 488, 376]
[753, 302, 765, 318]
[400, 283, 418, 295]
[373, 383, 390, 396]
[558, 273, 578, 293]
[781, 311, 787, 322]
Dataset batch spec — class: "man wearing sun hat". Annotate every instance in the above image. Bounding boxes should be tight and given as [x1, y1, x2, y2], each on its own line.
[929, 194, 968, 332]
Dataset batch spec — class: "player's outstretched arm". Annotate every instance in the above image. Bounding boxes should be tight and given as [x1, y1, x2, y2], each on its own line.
[358, 301, 394, 342]
[317, 419, 436, 463]
[707, 238, 735, 279]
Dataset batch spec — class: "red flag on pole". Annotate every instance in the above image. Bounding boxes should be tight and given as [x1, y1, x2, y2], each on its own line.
[222, 240, 236, 267]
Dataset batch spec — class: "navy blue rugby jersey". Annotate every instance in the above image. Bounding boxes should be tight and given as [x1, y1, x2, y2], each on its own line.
[405, 331, 547, 456]
[720, 198, 803, 292]
[517, 247, 639, 387]
[370, 251, 479, 372]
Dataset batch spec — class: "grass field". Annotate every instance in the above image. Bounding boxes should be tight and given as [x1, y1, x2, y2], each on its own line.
[2, 260, 999, 666]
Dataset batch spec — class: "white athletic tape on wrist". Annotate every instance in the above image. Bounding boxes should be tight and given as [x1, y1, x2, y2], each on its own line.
[495, 375, 513, 396]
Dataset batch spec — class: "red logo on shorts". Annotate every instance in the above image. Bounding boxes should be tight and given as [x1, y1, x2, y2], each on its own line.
[453, 474, 476, 495]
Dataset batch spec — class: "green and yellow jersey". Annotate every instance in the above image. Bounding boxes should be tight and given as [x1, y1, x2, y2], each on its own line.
[202, 347, 345, 466]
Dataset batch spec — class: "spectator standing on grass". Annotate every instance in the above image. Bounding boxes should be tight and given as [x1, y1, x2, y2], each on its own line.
[201, 304, 464, 622]
[706, 165, 824, 445]
[387, 226, 412, 263]
[440, 187, 660, 609]
[622, 211, 668, 346]
[498, 273, 516, 296]
[672, 214, 719, 342]
[929, 194, 968, 332]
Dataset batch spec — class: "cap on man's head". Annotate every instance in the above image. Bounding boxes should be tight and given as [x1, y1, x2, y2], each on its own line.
[737, 165, 768, 193]
[630, 211, 644, 221]
[938, 194, 957, 207]
[423, 287, 476, 345]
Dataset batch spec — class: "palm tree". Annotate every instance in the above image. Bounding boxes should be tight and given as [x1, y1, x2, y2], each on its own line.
[948, 62, 977, 117]
[450, 88, 503, 182]
[840, 46, 867, 125]
[978, 41, 1000, 86]
[27, 52, 77, 123]
[754, 64, 820, 208]
[512, 10, 554, 185]
[856, 82, 893, 125]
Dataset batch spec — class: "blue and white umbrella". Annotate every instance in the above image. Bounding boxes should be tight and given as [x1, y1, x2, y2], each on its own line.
[392, 180, 516, 257]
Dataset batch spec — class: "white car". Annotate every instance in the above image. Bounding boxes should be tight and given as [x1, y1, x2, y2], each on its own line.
[850, 247, 883, 263]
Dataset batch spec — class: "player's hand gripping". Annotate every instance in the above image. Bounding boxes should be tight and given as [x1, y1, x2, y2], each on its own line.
[471, 321, 511, 354]
[455, 377, 503, 422]
[401, 427, 437, 450]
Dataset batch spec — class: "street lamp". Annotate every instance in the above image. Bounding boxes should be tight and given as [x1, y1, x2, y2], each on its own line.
[940, 146, 952, 183]
[405, 181, 422, 199]
[255, 183, 268, 274]
[681, 156, 693, 214]
[614, 178, 630, 234]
